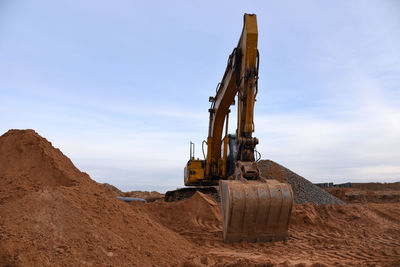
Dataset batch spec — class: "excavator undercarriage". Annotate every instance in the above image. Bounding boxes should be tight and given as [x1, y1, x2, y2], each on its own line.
[165, 13, 294, 243]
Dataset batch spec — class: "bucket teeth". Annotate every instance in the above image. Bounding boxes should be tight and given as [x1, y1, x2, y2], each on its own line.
[219, 179, 294, 242]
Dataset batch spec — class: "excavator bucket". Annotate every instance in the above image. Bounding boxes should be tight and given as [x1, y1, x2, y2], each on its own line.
[219, 179, 294, 242]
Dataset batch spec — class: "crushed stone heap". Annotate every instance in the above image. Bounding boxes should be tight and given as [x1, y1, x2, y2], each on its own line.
[258, 160, 344, 205]
[0, 129, 193, 266]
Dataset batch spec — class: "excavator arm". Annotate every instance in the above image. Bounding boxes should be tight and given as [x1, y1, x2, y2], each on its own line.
[206, 14, 259, 179]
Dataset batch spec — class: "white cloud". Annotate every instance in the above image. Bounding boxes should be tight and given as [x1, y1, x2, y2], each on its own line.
[2, 0, 399, 191]
[255, 74, 400, 183]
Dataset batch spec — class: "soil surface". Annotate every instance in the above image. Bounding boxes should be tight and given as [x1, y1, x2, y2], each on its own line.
[325, 187, 400, 204]
[134, 192, 400, 266]
[1, 129, 399, 266]
[352, 182, 400, 191]
[103, 183, 164, 202]
[0, 130, 193, 266]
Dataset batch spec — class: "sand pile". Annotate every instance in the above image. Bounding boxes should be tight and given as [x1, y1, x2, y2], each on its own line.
[0, 130, 193, 266]
[258, 160, 344, 205]
[325, 187, 400, 204]
[352, 182, 400, 191]
[102, 183, 122, 195]
[136, 190, 400, 266]
[134, 192, 222, 244]
[2, 129, 399, 266]
[122, 190, 164, 202]
[103, 183, 164, 202]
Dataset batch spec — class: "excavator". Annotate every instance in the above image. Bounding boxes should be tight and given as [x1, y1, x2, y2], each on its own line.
[165, 14, 294, 242]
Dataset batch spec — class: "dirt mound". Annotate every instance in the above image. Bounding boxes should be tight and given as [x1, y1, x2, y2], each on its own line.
[134, 192, 222, 244]
[136, 193, 400, 266]
[325, 187, 400, 203]
[0, 130, 193, 266]
[0, 130, 82, 191]
[258, 160, 344, 205]
[121, 190, 164, 202]
[352, 182, 400, 191]
[2, 129, 399, 266]
[102, 183, 122, 195]
[102, 183, 164, 202]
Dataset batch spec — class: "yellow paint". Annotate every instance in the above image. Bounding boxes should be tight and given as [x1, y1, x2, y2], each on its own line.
[185, 13, 258, 186]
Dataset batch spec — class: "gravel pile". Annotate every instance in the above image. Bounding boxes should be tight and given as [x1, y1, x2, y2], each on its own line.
[257, 160, 345, 205]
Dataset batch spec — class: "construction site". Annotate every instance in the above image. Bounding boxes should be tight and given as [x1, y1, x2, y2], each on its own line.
[1, 129, 399, 266]
[1, 2, 400, 266]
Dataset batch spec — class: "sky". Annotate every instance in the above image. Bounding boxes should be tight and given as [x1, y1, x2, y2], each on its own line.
[1, 0, 399, 192]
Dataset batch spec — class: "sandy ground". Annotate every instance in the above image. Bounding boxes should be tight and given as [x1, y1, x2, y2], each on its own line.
[326, 187, 400, 204]
[0, 130, 194, 266]
[132, 192, 400, 266]
[1, 130, 399, 266]
[103, 183, 164, 202]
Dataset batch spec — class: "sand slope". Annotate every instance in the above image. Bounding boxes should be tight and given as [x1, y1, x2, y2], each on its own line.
[0, 130, 193, 266]
[136, 194, 400, 266]
[1, 129, 399, 266]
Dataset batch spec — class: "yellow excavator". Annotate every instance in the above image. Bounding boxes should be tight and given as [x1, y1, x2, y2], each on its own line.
[165, 14, 294, 242]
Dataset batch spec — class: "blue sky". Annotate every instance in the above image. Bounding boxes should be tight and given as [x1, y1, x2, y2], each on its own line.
[1, 0, 399, 191]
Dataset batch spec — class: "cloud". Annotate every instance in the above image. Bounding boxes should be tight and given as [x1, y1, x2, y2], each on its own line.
[255, 73, 400, 183]
[1, 0, 399, 191]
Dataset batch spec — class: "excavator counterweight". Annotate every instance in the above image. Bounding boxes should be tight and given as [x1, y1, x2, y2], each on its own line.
[166, 13, 294, 242]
